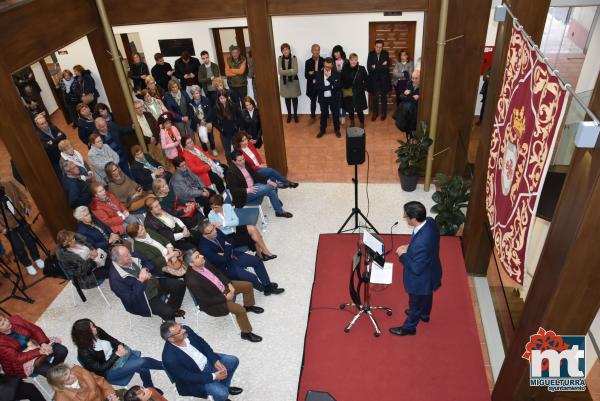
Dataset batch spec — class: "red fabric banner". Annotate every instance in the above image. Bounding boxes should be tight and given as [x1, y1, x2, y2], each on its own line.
[486, 26, 569, 284]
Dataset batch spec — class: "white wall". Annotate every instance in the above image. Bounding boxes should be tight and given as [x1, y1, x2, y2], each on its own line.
[272, 12, 424, 114]
[112, 14, 424, 114]
[30, 62, 59, 115]
[576, 9, 600, 93]
[55, 36, 110, 107]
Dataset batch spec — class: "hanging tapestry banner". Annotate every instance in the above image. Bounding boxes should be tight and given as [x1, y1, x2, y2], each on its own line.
[485, 26, 569, 285]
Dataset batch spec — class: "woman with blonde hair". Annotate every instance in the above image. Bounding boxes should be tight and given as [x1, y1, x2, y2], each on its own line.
[58, 139, 93, 179]
[47, 363, 117, 401]
[59, 69, 79, 126]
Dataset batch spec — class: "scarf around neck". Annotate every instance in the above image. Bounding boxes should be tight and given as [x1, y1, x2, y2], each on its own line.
[281, 55, 298, 84]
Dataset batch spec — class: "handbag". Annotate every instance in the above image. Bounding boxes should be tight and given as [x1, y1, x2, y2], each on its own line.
[81, 93, 95, 105]
[199, 125, 208, 143]
[342, 69, 358, 98]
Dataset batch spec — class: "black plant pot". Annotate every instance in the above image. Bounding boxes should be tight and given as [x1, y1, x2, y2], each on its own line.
[399, 170, 419, 192]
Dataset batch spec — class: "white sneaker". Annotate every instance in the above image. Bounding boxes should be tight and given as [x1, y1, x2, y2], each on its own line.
[212, 150, 218, 157]
[26, 265, 37, 276]
[340, 116, 346, 125]
[35, 259, 45, 269]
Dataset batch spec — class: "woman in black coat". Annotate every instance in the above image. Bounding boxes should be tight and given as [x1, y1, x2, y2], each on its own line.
[128, 52, 150, 92]
[341, 53, 369, 128]
[240, 96, 263, 148]
[210, 90, 242, 162]
[72, 65, 99, 110]
[71, 318, 163, 388]
[55, 230, 109, 289]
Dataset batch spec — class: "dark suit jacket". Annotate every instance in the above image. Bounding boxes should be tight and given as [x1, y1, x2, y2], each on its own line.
[199, 230, 237, 273]
[37, 125, 67, 165]
[225, 162, 268, 208]
[315, 69, 341, 103]
[61, 175, 92, 208]
[366, 49, 391, 92]
[76, 219, 113, 252]
[131, 153, 162, 191]
[108, 260, 152, 317]
[144, 213, 182, 245]
[240, 109, 262, 148]
[304, 56, 324, 97]
[185, 262, 231, 317]
[162, 326, 220, 398]
[400, 217, 442, 295]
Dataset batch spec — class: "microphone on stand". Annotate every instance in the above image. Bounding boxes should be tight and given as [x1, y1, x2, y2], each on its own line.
[384, 221, 399, 256]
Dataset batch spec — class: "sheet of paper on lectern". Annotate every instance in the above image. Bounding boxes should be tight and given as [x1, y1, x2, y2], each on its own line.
[363, 230, 384, 255]
[370, 262, 393, 284]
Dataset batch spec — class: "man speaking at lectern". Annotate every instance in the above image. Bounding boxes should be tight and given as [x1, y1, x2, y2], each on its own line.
[389, 201, 442, 336]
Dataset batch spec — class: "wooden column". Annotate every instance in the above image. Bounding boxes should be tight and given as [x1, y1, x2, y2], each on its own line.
[462, 0, 550, 275]
[0, 63, 75, 236]
[421, 0, 492, 176]
[87, 27, 130, 125]
[492, 73, 600, 401]
[245, 0, 288, 175]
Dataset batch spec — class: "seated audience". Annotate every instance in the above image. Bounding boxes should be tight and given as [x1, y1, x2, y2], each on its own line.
[76, 103, 97, 145]
[105, 162, 149, 213]
[95, 117, 132, 176]
[71, 319, 163, 388]
[0, 315, 68, 378]
[127, 222, 187, 278]
[109, 245, 186, 320]
[189, 85, 217, 156]
[89, 182, 142, 235]
[394, 69, 420, 135]
[152, 178, 203, 230]
[233, 132, 298, 188]
[133, 100, 167, 167]
[157, 112, 182, 165]
[199, 221, 283, 295]
[0, 373, 45, 401]
[74, 206, 122, 252]
[61, 161, 93, 208]
[58, 139, 94, 176]
[141, 89, 168, 120]
[208, 194, 276, 261]
[181, 136, 226, 193]
[184, 250, 263, 342]
[170, 156, 215, 215]
[0, 178, 45, 276]
[124, 385, 167, 401]
[88, 133, 120, 184]
[56, 229, 109, 286]
[130, 145, 170, 191]
[94, 103, 113, 123]
[34, 113, 67, 177]
[240, 96, 262, 148]
[164, 80, 194, 138]
[226, 151, 293, 218]
[47, 363, 116, 401]
[161, 321, 242, 401]
[144, 196, 199, 251]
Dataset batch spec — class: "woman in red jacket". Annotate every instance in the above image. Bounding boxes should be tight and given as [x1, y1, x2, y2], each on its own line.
[232, 132, 299, 188]
[89, 182, 143, 235]
[0, 315, 68, 378]
[181, 136, 226, 193]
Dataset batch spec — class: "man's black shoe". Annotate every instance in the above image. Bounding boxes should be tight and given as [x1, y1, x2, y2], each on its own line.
[371, 113, 378, 121]
[264, 285, 285, 295]
[277, 182, 290, 189]
[404, 309, 430, 322]
[389, 327, 416, 336]
[335, 130, 341, 138]
[316, 131, 325, 138]
[261, 254, 277, 261]
[244, 305, 264, 314]
[381, 114, 387, 121]
[289, 182, 299, 188]
[275, 211, 293, 218]
[228, 387, 243, 395]
[241, 332, 263, 342]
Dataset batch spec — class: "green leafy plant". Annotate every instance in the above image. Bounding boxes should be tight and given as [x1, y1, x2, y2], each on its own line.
[395, 121, 433, 176]
[431, 173, 470, 235]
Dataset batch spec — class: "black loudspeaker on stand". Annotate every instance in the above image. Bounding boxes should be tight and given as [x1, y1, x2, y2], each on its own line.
[338, 127, 378, 234]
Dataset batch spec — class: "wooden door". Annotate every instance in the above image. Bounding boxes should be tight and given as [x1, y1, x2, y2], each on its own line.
[369, 21, 416, 107]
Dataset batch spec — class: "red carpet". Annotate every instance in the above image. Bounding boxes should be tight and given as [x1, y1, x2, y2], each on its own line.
[297, 234, 491, 401]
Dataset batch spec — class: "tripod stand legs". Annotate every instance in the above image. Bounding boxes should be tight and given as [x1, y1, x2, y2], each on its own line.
[340, 302, 392, 337]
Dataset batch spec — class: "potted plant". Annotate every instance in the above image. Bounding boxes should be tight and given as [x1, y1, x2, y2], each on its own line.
[395, 121, 433, 191]
[431, 173, 470, 235]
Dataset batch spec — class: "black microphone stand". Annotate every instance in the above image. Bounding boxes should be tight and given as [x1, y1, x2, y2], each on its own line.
[337, 164, 379, 234]
[384, 222, 399, 257]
